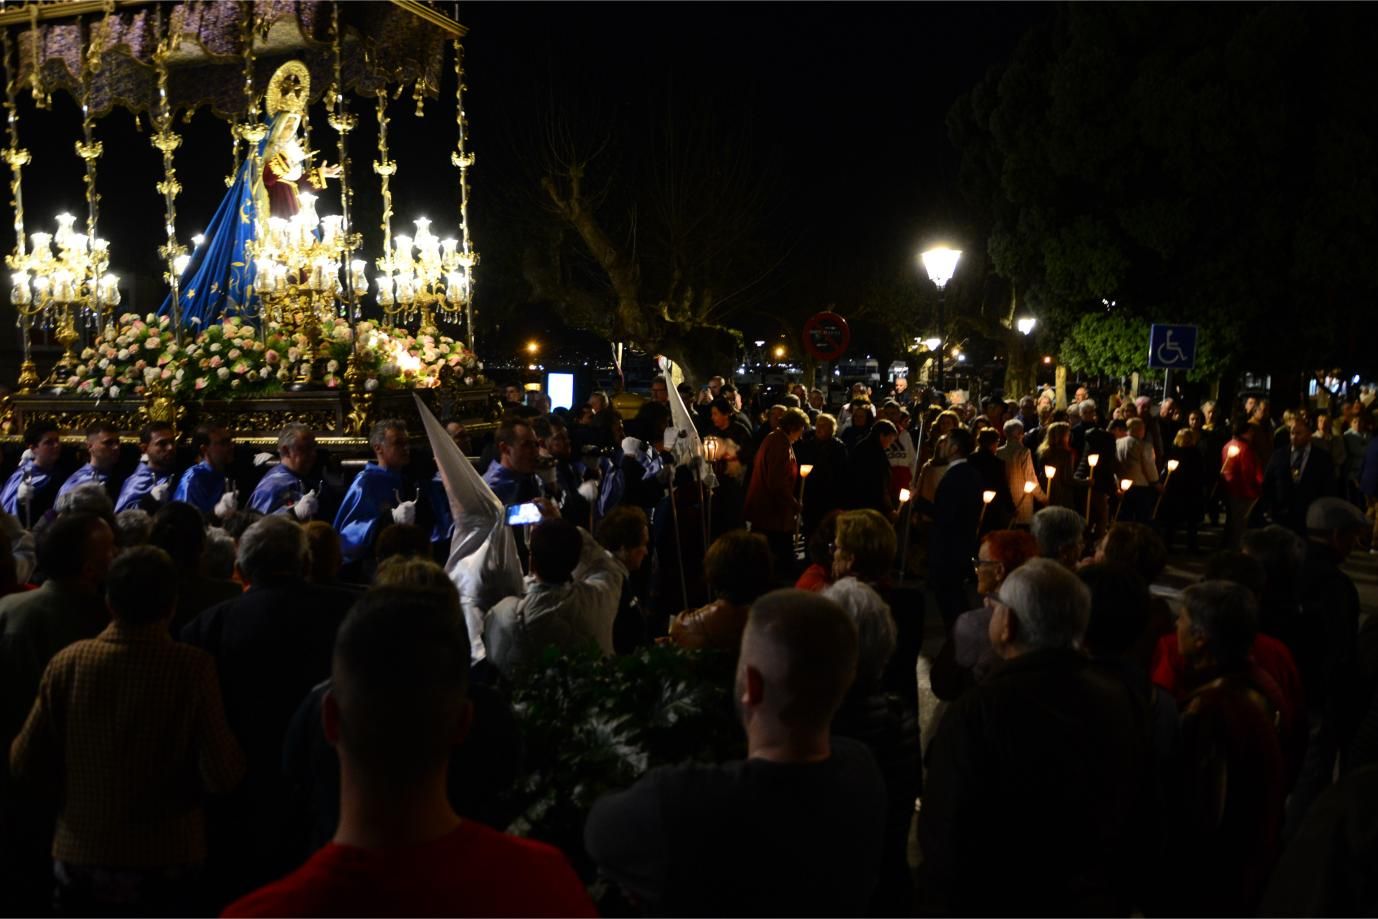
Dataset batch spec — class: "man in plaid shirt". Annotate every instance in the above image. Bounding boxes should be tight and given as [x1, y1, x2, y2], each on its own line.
[9, 545, 244, 914]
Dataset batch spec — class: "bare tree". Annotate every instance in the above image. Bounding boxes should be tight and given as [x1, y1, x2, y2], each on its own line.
[523, 86, 789, 383]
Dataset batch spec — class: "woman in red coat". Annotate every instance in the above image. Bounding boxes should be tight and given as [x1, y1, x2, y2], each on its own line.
[745, 407, 810, 581]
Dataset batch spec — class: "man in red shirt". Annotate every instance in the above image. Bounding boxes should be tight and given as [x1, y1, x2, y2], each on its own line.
[1220, 418, 1265, 548]
[223, 587, 594, 917]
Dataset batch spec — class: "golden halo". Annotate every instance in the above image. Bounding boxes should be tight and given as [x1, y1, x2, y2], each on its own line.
[265, 61, 311, 117]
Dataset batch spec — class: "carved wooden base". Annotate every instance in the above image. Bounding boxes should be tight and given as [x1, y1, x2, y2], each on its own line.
[4, 384, 501, 449]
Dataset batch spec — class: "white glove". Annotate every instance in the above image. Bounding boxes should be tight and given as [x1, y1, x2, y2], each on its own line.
[214, 489, 238, 519]
[150, 479, 171, 502]
[139, 452, 150, 465]
[292, 489, 319, 520]
[577, 480, 601, 504]
[16, 481, 33, 504]
[391, 500, 416, 525]
[253, 452, 274, 467]
[621, 436, 642, 458]
[19, 448, 32, 464]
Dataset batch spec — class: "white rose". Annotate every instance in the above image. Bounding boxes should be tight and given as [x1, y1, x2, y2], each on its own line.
[231, 378, 241, 389]
[277, 368, 289, 380]
[98, 358, 109, 370]
[326, 360, 339, 372]
[217, 367, 229, 379]
[209, 343, 222, 353]
[261, 367, 272, 379]
[109, 385, 120, 398]
[365, 378, 379, 392]
[117, 348, 129, 360]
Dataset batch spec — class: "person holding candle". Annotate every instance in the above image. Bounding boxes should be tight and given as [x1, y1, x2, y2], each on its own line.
[1220, 419, 1265, 548]
[1035, 421, 1077, 510]
[1161, 428, 1206, 551]
[1115, 418, 1162, 523]
[745, 408, 809, 582]
[996, 419, 1048, 528]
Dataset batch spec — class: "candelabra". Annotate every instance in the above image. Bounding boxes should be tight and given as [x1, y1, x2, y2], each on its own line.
[8, 213, 119, 387]
[375, 217, 472, 336]
[248, 193, 366, 384]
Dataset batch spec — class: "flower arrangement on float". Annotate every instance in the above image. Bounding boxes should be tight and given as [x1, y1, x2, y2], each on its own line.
[57, 313, 481, 400]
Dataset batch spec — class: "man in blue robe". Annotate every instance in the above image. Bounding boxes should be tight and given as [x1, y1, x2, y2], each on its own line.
[171, 423, 237, 520]
[114, 422, 180, 514]
[333, 419, 418, 567]
[248, 423, 320, 519]
[483, 417, 543, 506]
[1, 421, 64, 524]
[55, 422, 122, 504]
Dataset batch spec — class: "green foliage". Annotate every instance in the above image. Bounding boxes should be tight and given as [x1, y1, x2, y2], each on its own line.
[501, 644, 744, 870]
[1060, 310, 1237, 384]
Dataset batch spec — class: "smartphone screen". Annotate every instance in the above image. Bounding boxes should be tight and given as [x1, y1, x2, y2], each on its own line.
[505, 501, 542, 526]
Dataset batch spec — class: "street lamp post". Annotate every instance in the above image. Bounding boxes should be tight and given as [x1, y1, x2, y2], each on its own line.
[921, 246, 961, 394]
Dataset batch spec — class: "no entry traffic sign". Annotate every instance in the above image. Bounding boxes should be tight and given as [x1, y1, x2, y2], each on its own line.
[803, 311, 851, 361]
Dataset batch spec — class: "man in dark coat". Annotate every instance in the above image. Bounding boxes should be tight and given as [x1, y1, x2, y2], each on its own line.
[180, 516, 357, 905]
[919, 559, 1150, 915]
[1262, 417, 1335, 535]
[920, 428, 985, 627]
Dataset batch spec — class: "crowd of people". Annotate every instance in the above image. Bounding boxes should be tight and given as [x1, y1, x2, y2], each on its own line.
[0, 370, 1375, 916]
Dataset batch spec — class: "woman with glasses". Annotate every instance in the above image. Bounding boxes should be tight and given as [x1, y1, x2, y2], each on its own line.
[930, 529, 1039, 700]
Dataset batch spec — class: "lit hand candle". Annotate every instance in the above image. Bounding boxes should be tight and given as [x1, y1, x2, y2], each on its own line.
[1087, 453, 1100, 469]
[799, 464, 814, 479]
[1044, 464, 1057, 482]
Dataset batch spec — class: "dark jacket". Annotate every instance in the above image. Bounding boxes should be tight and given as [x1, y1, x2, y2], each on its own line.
[180, 579, 357, 886]
[846, 432, 894, 516]
[1075, 425, 1119, 492]
[795, 434, 848, 536]
[924, 459, 984, 570]
[1262, 442, 1335, 534]
[918, 647, 1149, 916]
[832, 684, 920, 917]
[967, 451, 1013, 532]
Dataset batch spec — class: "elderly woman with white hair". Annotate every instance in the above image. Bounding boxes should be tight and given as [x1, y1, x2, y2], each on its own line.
[823, 577, 919, 916]
[918, 557, 1149, 915]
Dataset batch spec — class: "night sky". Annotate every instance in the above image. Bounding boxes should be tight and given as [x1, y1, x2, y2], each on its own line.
[0, 2, 1048, 356]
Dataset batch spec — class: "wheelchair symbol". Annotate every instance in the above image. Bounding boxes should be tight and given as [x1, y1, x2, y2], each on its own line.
[1156, 330, 1188, 366]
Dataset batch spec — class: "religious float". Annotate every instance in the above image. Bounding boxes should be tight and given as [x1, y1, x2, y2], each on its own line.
[0, 0, 495, 446]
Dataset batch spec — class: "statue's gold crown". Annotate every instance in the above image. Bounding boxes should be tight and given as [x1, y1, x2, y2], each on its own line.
[265, 61, 310, 117]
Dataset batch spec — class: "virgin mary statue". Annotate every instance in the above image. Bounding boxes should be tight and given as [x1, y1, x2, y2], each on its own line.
[159, 61, 339, 329]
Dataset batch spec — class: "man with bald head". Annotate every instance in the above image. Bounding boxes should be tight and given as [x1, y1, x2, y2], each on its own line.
[585, 590, 885, 915]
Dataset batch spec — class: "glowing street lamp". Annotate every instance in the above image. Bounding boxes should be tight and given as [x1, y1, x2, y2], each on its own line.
[921, 245, 962, 393]
[525, 340, 539, 356]
[1016, 316, 1037, 336]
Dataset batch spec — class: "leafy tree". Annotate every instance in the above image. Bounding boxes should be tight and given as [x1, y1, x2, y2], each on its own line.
[949, 3, 1378, 383]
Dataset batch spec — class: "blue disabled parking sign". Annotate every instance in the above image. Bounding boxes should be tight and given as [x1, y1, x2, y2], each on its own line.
[1148, 324, 1198, 370]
